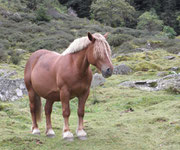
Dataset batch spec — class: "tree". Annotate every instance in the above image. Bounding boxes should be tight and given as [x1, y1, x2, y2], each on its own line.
[137, 10, 163, 31]
[163, 26, 177, 39]
[128, 0, 180, 34]
[91, 0, 136, 27]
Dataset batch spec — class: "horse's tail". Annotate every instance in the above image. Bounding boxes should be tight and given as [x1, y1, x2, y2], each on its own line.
[34, 95, 42, 122]
[24, 50, 49, 122]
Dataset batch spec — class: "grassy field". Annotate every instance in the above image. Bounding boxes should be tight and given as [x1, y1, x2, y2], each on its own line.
[0, 73, 180, 150]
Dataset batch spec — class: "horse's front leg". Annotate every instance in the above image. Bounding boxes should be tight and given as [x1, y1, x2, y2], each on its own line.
[76, 89, 90, 139]
[60, 89, 73, 140]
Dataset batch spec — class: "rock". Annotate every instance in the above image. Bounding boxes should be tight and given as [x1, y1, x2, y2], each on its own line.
[164, 56, 175, 60]
[177, 52, 180, 57]
[135, 48, 149, 52]
[0, 69, 17, 79]
[157, 71, 169, 77]
[119, 74, 180, 92]
[169, 67, 179, 71]
[91, 73, 105, 88]
[15, 49, 26, 55]
[0, 10, 11, 18]
[16, 88, 23, 97]
[0, 69, 27, 101]
[68, 7, 77, 17]
[157, 74, 180, 91]
[113, 64, 132, 75]
[10, 12, 22, 22]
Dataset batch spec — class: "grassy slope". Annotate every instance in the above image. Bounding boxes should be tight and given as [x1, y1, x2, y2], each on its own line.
[0, 1, 180, 150]
[0, 49, 180, 150]
[0, 76, 180, 150]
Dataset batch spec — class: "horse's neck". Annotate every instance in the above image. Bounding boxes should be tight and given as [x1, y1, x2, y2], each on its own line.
[70, 49, 90, 74]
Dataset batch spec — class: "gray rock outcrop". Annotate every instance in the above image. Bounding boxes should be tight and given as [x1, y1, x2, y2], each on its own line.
[0, 69, 27, 101]
[91, 73, 105, 88]
[113, 64, 132, 75]
[119, 74, 180, 92]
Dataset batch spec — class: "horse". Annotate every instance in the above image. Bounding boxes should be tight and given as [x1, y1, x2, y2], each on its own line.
[24, 32, 113, 140]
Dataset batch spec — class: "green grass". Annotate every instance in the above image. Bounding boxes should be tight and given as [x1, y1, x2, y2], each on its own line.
[0, 73, 180, 150]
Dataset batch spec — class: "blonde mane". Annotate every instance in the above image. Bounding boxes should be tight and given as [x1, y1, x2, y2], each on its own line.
[62, 36, 91, 55]
[62, 33, 111, 59]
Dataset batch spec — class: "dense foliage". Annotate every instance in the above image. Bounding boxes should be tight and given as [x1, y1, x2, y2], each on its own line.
[137, 10, 163, 31]
[91, 0, 136, 28]
[59, 0, 180, 34]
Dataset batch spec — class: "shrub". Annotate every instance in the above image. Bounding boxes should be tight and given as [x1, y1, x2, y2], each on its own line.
[108, 34, 134, 47]
[26, 0, 37, 10]
[28, 37, 69, 52]
[0, 49, 8, 62]
[9, 51, 21, 65]
[163, 26, 176, 39]
[137, 11, 164, 31]
[35, 6, 51, 22]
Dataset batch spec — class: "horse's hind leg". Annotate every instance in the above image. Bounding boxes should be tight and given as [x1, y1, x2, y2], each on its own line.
[28, 88, 42, 135]
[45, 100, 55, 137]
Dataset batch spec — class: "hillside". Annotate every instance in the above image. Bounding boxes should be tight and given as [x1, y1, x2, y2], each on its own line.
[0, 0, 180, 64]
[0, 0, 180, 150]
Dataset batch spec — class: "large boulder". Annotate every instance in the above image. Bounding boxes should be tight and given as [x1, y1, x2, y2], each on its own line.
[113, 64, 132, 75]
[0, 69, 27, 101]
[91, 73, 105, 88]
[0, 78, 27, 101]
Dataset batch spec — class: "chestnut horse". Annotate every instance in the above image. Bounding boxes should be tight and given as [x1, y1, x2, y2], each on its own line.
[24, 32, 113, 140]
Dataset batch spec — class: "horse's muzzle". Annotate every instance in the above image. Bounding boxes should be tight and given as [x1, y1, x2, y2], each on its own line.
[102, 67, 113, 78]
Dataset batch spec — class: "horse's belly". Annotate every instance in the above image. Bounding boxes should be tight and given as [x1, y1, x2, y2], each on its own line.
[31, 67, 58, 99]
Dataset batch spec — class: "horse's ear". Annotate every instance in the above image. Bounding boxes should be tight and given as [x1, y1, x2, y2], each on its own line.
[104, 32, 109, 39]
[88, 32, 95, 42]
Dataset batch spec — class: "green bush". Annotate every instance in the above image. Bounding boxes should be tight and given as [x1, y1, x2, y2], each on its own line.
[112, 27, 150, 38]
[9, 51, 21, 65]
[0, 49, 8, 62]
[91, 0, 136, 27]
[28, 37, 69, 52]
[163, 26, 176, 39]
[137, 11, 164, 31]
[35, 6, 51, 22]
[108, 34, 134, 47]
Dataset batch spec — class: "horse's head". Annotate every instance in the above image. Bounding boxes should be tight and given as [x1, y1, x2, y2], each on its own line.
[87, 32, 113, 78]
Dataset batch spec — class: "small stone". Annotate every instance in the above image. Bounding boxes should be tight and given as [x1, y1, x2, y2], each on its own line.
[164, 56, 175, 60]
[170, 67, 179, 71]
[157, 72, 169, 77]
[11, 96, 18, 101]
[20, 83, 25, 89]
[16, 88, 23, 97]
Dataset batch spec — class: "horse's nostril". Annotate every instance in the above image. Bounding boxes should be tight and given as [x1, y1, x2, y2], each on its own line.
[106, 68, 111, 74]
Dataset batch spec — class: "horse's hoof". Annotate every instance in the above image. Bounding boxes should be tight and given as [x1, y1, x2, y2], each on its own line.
[32, 128, 40, 135]
[46, 129, 55, 138]
[63, 131, 74, 141]
[76, 129, 87, 140]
